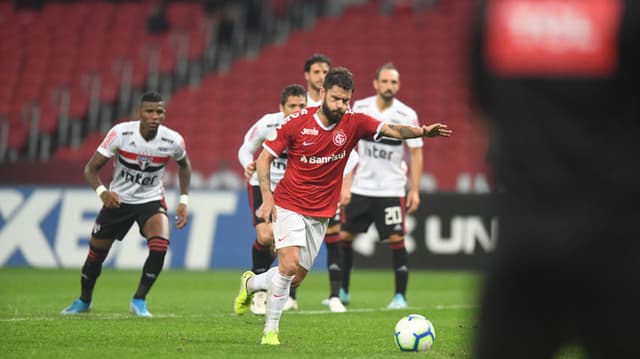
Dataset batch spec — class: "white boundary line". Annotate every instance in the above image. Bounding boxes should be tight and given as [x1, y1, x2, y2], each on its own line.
[0, 304, 477, 322]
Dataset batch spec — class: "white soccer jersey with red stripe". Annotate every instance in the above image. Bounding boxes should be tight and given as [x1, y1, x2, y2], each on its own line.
[350, 96, 423, 197]
[96, 121, 186, 204]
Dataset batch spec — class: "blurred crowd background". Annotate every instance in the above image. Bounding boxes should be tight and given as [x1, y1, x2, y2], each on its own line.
[0, 0, 488, 192]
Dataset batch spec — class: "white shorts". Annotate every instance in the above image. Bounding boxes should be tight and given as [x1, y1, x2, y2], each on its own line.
[272, 206, 329, 270]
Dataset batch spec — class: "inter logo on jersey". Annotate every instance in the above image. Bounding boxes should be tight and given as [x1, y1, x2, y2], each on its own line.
[333, 130, 347, 146]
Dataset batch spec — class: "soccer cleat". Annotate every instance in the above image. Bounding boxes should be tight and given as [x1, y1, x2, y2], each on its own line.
[250, 290, 267, 315]
[234, 271, 255, 315]
[387, 293, 408, 309]
[328, 297, 347, 313]
[130, 298, 153, 317]
[283, 296, 298, 311]
[261, 330, 280, 345]
[61, 299, 91, 315]
[339, 288, 351, 305]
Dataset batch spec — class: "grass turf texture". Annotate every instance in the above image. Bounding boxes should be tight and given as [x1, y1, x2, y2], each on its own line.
[0, 268, 581, 358]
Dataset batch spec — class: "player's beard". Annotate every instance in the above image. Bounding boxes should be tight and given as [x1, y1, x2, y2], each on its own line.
[380, 90, 395, 103]
[322, 102, 344, 125]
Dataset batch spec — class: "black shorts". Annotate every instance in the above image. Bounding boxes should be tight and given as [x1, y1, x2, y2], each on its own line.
[91, 200, 168, 241]
[341, 193, 406, 240]
[248, 185, 267, 226]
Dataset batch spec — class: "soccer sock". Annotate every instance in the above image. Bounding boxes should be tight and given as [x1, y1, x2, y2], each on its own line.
[390, 240, 409, 296]
[134, 237, 169, 300]
[289, 286, 297, 299]
[325, 233, 343, 298]
[341, 240, 353, 293]
[248, 266, 278, 293]
[251, 239, 274, 275]
[264, 270, 294, 333]
[80, 245, 110, 303]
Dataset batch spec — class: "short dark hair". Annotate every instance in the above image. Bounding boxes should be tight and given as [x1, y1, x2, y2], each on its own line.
[375, 62, 398, 80]
[140, 91, 164, 104]
[280, 84, 306, 105]
[323, 67, 354, 93]
[304, 53, 332, 72]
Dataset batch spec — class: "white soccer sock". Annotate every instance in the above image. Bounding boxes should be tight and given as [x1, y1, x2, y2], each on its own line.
[247, 267, 278, 293]
[264, 270, 294, 333]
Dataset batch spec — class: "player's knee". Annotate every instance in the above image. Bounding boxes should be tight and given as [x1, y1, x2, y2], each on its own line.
[148, 236, 169, 253]
[255, 225, 273, 246]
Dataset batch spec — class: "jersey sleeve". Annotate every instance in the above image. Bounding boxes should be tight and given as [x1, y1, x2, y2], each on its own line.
[97, 126, 120, 158]
[238, 116, 268, 168]
[172, 132, 187, 161]
[357, 112, 385, 141]
[405, 109, 424, 148]
[262, 113, 295, 157]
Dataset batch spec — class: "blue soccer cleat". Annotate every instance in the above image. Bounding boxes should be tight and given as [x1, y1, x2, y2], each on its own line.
[339, 288, 351, 305]
[387, 293, 408, 309]
[129, 298, 152, 317]
[61, 299, 91, 315]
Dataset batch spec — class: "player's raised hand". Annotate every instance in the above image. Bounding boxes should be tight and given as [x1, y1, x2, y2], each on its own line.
[174, 203, 188, 229]
[422, 123, 452, 137]
[101, 191, 121, 208]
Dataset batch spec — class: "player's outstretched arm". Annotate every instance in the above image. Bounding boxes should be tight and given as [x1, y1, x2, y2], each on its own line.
[381, 123, 452, 139]
[255, 149, 276, 223]
[175, 155, 192, 229]
[84, 151, 120, 208]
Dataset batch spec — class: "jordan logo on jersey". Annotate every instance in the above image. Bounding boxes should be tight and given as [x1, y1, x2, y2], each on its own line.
[137, 155, 152, 170]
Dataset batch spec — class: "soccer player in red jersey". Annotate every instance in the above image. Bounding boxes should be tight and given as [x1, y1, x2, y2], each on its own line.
[233, 67, 452, 345]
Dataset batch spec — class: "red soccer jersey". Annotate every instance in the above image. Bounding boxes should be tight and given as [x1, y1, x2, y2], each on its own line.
[263, 107, 383, 217]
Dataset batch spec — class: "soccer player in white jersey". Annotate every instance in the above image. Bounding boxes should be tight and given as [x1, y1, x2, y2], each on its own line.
[233, 67, 452, 345]
[238, 84, 307, 314]
[61, 91, 192, 317]
[338, 63, 423, 310]
[304, 53, 331, 107]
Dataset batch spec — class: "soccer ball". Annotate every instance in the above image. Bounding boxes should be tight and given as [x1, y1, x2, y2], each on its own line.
[394, 314, 436, 352]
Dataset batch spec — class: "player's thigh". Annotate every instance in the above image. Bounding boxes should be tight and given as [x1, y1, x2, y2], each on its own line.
[297, 215, 328, 271]
[341, 194, 373, 235]
[255, 222, 274, 245]
[372, 197, 405, 240]
[273, 206, 306, 250]
[92, 205, 137, 241]
[136, 201, 170, 239]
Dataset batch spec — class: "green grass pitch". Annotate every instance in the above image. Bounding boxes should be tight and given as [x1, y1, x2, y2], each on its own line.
[0, 268, 579, 358]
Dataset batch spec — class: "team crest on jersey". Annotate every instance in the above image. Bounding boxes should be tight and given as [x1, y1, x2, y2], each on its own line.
[267, 130, 277, 141]
[332, 130, 347, 146]
[137, 154, 153, 170]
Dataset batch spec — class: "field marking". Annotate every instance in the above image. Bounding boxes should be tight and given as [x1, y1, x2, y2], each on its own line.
[0, 304, 477, 322]
[435, 304, 478, 310]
